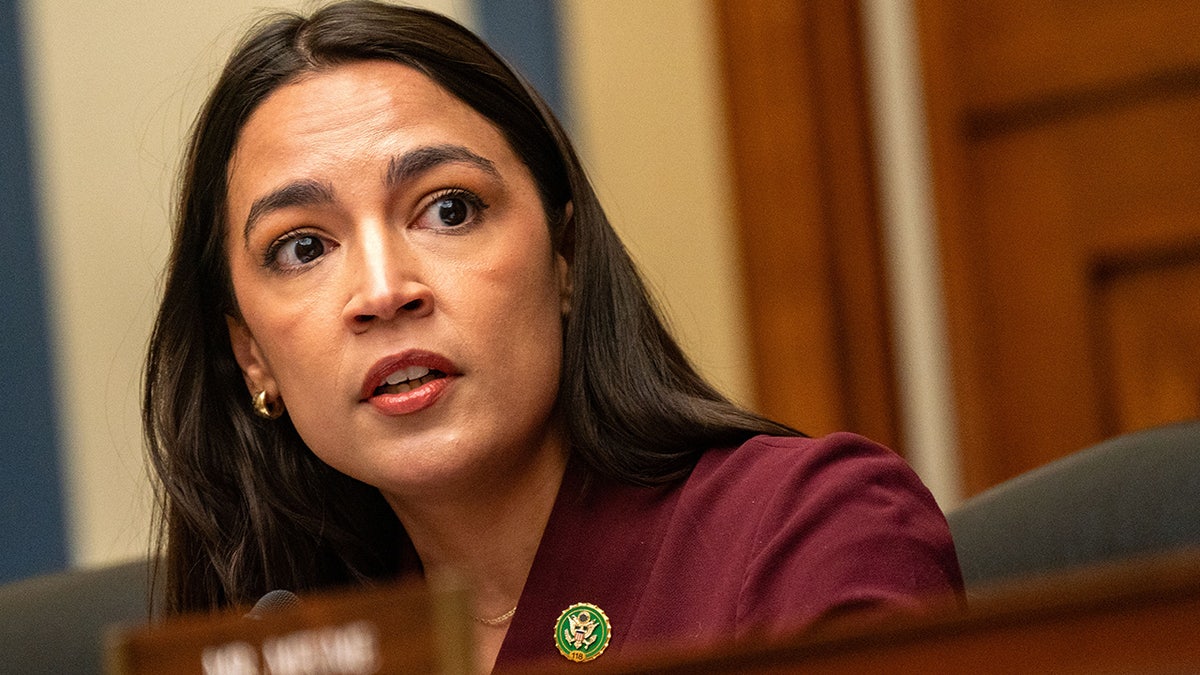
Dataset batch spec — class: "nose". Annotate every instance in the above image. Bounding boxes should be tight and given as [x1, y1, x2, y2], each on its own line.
[342, 230, 434, 330]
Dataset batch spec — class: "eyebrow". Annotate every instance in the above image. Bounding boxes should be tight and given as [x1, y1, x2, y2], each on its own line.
[243, 179, 336, 243]
[241, 144, 501, 243]
[385, 143, 500, 189]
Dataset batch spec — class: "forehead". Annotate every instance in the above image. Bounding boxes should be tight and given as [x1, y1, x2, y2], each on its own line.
[227, 60, 514, 195]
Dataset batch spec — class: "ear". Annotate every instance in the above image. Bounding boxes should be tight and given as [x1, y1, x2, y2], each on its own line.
[226, 314, 277, 395]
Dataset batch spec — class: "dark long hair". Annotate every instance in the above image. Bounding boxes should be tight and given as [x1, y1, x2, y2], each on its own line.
[144, 0, 799, 615]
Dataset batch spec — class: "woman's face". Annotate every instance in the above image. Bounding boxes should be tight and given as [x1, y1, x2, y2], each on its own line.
[224, 61, 570, 499]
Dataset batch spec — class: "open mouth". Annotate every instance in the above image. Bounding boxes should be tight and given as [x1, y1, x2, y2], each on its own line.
[372, 365, 447, 396]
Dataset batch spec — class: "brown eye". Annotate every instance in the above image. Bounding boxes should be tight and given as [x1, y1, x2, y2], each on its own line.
[292, 236, 324, 263]
[436, 196, 470, 226]
[272, 234, 327, 269]
[420, 189, 487, 231]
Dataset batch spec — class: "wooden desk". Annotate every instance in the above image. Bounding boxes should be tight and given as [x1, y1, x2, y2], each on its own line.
[109, 551, 1200, 674]
[567, 550, 1200, 674]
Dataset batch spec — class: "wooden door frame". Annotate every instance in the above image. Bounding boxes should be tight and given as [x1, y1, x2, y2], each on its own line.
[713, 1, 900, 451]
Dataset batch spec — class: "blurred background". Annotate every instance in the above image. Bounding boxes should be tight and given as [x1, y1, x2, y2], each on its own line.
[2, 0, 1197, 584]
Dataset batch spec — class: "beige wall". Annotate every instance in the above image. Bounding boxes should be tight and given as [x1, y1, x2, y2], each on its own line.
[559, 0, 754, 409]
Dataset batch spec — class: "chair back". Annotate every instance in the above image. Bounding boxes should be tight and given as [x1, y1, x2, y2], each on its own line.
[0, 559, 151, 674]
[948, 420, 1200, 589]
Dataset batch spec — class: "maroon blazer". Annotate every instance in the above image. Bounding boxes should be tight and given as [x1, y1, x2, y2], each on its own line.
[494, 433, 963, 669]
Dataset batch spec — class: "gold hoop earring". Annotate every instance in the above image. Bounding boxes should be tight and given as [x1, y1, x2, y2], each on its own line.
[252, 390, 284, 420]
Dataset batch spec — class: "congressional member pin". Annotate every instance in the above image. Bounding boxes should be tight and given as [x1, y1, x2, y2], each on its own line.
[554, 603, 612, 662]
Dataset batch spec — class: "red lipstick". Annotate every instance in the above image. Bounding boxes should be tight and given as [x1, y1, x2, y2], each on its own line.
[361, 351, 458, 415]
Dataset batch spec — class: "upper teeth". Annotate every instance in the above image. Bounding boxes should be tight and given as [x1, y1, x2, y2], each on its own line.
[384, 365, 432, 386]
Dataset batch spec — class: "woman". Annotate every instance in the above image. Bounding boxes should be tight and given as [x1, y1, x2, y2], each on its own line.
[144, 1, 962, 670]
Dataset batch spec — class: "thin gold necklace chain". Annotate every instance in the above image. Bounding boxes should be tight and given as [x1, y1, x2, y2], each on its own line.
[471, 605, 518, 626]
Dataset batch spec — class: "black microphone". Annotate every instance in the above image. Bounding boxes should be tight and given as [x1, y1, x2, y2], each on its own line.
[245, 589, 301, 619]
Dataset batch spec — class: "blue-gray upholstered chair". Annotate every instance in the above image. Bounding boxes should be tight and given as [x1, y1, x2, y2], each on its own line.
[0, 558, 151, 674]
[948, 419, 1200, 591]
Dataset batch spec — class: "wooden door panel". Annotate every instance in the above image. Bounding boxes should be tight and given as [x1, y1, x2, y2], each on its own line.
[1101, 259, 1200, 433]
[950, 1, 1200, 111]
[1074, 96, 1200, 261]
[970, 126, 1102, 479]
[917, 0, 1200, 493]
[964, 93, 1200, 480]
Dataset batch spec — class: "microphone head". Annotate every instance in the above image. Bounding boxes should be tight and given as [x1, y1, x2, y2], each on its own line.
[245, 589, 301, 619]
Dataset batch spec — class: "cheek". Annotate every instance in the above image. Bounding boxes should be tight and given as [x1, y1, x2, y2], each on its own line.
[455, 251, 565, 398]
[239, 294, 338, 391]
[505, 262, 568, 384]
[484, 256, 565, 335]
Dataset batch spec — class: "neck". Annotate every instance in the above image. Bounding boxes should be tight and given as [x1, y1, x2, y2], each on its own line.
[383, 443, 569, 619]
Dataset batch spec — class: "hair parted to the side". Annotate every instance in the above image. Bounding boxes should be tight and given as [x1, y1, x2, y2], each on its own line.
[144, 0, 801, 615]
